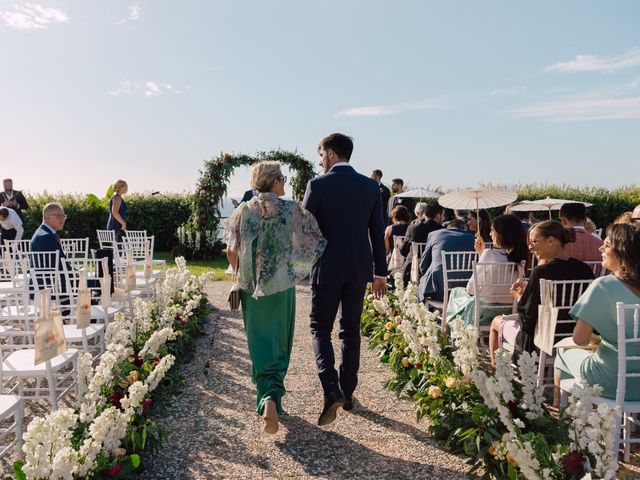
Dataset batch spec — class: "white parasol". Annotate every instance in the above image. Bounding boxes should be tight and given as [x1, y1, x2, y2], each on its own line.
[396, 188, 441, 199]
[438, 188, 518, 235]
[508, 197, 593, 219]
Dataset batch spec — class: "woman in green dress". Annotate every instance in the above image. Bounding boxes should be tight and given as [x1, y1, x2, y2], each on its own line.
[225, 161, 326, 434]
[554, 223, 640, 401]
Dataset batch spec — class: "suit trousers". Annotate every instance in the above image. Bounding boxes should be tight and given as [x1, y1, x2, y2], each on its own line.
[310, 281, 367, 401]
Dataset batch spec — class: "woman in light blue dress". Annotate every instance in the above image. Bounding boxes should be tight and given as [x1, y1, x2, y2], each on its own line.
[446, 214, 528, 328]
[554, 223, 640, 400]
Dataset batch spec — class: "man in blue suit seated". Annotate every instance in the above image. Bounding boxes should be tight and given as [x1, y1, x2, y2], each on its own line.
[30, 202, 67, 267]
[418, 219, 475, 303]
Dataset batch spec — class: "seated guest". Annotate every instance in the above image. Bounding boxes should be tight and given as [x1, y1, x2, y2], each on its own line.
[446, 214, 528, 328]
[385, 205, 410, 256]
[0, 206, 24, 244]
[509, 210, 533, 233]
[31, 203, 67, 264]
[467, 209, 492, 242]
[410, 202, 428, 225]
[443, 209, 468, 228]
[488, 220, 594, 367]
[559, 203, 603, 262]
[418, 219, 475, 303]
[396, 203, 444, 283]
[554, 223, 640, 401]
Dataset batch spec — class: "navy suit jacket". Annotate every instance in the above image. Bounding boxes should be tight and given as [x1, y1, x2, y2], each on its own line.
[302, 165, 387, 285]
[30, 223, 66, 268]
[418, 228, 475, 302]
[241, 189, 257, 203]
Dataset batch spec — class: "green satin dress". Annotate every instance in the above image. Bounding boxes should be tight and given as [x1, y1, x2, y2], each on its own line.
[226, 193, 326, 415]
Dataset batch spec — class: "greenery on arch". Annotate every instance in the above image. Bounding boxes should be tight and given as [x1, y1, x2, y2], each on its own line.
[185, 149, 316, 258]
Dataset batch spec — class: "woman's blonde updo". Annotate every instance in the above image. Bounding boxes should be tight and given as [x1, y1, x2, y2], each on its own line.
[251, 161, 282, 193]
[113, 179, 128, 192]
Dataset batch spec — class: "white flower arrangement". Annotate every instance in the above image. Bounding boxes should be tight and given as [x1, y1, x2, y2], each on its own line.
[517, 351, 545, 420]
[138, 327, 176, 358]
[450, 315, 479, 376]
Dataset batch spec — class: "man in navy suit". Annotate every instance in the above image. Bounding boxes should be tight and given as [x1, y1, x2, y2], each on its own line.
[30, 202, 67, 264]
[303, 133, 387, 426]
[418, 219, 475, 303]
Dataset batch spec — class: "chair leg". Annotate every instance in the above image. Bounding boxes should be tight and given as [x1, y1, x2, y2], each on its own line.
[624, 412, 631, 462]
[15, 399, 24, 460]
[537, 352, 546, 388]
[46, 362, 57, 410]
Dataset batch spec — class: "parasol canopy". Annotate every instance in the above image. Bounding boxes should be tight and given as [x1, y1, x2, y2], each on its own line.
[509, 197, 593, 219]
[396, 188, 441, 199]
[438, 188, 518, 211]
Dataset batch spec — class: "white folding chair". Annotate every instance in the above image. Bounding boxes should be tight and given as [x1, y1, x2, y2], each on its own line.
[561, 302, 640, 463]
[1, 292, 78, 410]
[0, 395, 23, 460]
[114, 242, 157, 299]
[4, 239, 30, 256]
[427, 250, 477, 323]
[123, 234, 166, 278]
[61, 237, 89, 270]
[471, 261, 524, 341]
[584, 260, 606, 278]
[535, 279, 594, 387]
[124, 230, 148, 240]
[388, 235, 407, 271]
[410, 242, 428, 284]
[96, 230, 115, 250]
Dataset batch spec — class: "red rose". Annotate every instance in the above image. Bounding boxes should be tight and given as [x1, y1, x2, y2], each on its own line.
[561, 451, 585, 476]
[143, 398, 153, 412]
[104, 464, 122, 477]
[108, 391, 124, 409]
[414, 362, 423, 369]
[132, 356, 143, 367]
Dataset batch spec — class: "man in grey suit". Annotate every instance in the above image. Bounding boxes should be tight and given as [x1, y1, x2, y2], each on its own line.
[418, 219, 475, 303]
[303, 133, 387, 426]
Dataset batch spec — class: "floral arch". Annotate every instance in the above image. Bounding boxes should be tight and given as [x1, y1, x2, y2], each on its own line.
[183, 150, 316, 258]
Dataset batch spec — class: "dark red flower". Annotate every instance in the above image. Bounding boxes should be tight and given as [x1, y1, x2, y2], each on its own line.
[143, 398, 153, 412]
[132, 356, 143, 367]
[414, 362, 423, 369]
[108, 391, 124, 409]
[561, 451, 585, 476]
[507, 400, 521, 419]
[104, 464, 122, 477]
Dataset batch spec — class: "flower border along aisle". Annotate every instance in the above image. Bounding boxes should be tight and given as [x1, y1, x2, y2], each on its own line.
[360, 273, 620, 480]
[12, 258, 213, 480]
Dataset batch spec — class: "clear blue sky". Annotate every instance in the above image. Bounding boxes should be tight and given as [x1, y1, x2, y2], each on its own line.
[1, 0, 639, 200]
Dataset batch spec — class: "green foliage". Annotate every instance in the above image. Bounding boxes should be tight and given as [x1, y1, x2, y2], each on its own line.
[21, 192, 192, 250]
[190, 150, 316, 255]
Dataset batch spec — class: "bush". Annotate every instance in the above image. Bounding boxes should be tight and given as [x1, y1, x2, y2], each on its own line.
[21, 192, 192, 250]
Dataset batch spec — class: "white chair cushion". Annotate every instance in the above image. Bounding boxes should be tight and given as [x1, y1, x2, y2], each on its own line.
[2, 348, 78, 375]
[63, 324, 105, 341]
[0, 394, 21, 416]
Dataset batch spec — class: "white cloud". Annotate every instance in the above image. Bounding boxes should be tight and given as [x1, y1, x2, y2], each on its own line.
[546, 49, 640, 73]
[108, 80, 185, 98]
[0, 3, 69, 31]
[512, 96, 640, 122]
[128, 3, 141, 21]
[337, 96, 451, 117]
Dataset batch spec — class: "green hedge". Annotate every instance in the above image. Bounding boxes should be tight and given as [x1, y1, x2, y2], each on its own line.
[21, 193, 192, 250]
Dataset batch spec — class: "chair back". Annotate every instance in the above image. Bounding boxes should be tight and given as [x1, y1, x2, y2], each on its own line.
[125, 230, 148, 241]
[388, 235, 407, 271]
[472, 260, 525, 330]
[441, 250, 478, 319]
[4, 240, 31, 256]
[61, 238, 89, 269]
[615, 302, 640, 405]
[583, 260, 606, 278]
[96, 230, 115, 250]
[538, 278, 594, 343]
[122, 236, 153, 262]
[410, 242, 428, 283]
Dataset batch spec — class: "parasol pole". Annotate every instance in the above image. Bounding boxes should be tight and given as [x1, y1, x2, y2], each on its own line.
[548, 206, 552, 220]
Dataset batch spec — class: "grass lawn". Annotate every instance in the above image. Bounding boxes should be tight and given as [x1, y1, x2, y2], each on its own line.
[155, 251, 232, 281]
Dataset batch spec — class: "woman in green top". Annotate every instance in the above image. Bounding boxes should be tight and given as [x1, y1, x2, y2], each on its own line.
[554, 223, 640, 401]
[226, 161, 326, 434]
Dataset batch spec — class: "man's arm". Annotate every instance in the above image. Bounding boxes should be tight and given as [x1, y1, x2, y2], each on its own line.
[419, 239, 434, 276]
[368, 186, 387, 278]
[16, 191, 28, 210]
[399, 224, 415, 257]
[301, 180, 318, 217]
[12, 216, 24, 241]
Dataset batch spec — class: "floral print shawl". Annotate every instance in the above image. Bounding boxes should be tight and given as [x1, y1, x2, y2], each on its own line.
[225, 192, 326, 298]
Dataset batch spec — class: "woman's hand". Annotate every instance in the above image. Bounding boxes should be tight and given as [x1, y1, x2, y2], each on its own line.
[509, 279, 527, 300]
[474, 235, 485, 255]
[120, 221, 127, 231]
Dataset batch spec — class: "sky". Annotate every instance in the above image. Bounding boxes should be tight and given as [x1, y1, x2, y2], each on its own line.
[1, 0, 639, 201]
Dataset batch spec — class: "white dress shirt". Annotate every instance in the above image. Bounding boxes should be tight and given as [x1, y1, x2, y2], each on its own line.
[0, 208, 24, 240]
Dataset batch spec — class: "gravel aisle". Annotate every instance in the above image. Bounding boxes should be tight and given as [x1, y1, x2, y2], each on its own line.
[140, 281, 471, 480]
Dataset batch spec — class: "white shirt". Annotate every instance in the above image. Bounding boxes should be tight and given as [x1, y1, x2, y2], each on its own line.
[330, 161, 351, 171]
[0, 208, 24, 240]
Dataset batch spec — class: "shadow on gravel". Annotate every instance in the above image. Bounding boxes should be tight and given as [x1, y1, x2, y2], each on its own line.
[276, 415, 467, 479]
[353, 403, 434, 444]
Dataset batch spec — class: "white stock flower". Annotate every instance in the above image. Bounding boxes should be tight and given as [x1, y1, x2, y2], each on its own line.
[145, 354, 176, 391]
[517, 351, 545, 419]
[451, 315, 479, 376]
[139, 327, 176, 357]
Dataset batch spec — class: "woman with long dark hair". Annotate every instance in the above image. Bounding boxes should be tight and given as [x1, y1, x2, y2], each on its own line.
[554, 223, 640, 400]
[446, 214, 528, 328]
[468, 209, 492, 243]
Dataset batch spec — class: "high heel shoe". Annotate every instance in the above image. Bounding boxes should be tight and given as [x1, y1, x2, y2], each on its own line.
[262, 399, 278, 435]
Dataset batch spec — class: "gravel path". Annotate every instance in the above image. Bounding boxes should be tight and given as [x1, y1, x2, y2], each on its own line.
[140, 282, 472, 480]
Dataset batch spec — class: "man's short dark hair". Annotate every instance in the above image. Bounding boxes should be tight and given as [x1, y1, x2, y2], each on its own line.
[511, 210, 529, 221]
[559, 203, 586, 222]
[372, 169, 383, 178]
[0, 207, 9, 219]
[425, 203, 444, 219]
[447, 219, 467, 230]
[391, 178, 404, 187]
[319, 133, 354, 160]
